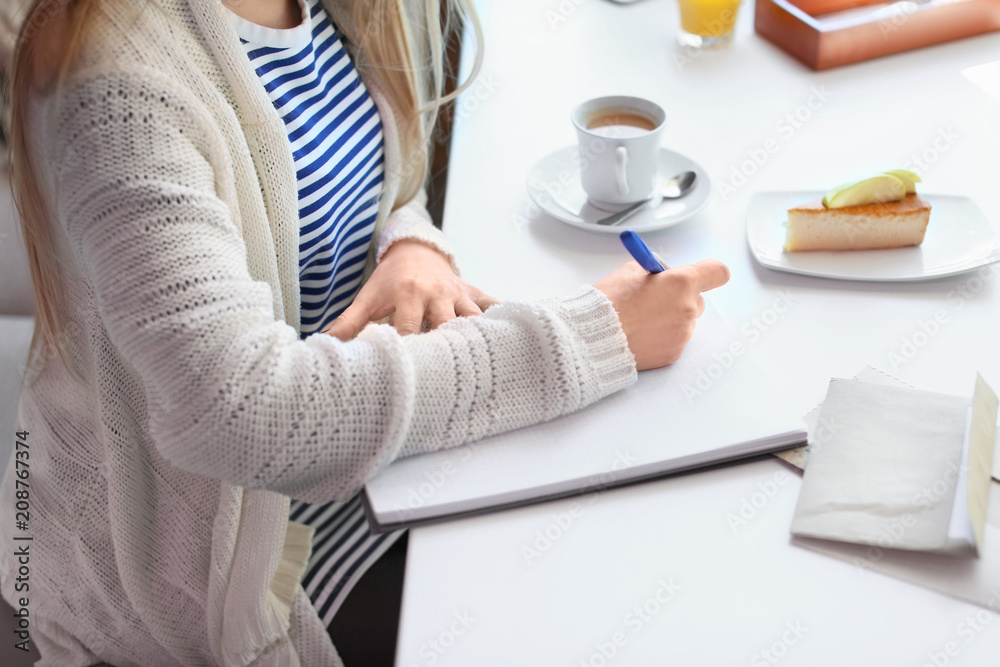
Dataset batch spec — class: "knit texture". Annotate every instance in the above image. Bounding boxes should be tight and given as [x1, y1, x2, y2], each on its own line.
[0, 1, 637, 665]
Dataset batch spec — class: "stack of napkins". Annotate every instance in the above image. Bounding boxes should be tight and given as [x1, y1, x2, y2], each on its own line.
[791, 372, 997, 557]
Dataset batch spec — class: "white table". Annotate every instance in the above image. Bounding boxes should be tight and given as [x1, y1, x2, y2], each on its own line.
[396, 0, 1000, 664]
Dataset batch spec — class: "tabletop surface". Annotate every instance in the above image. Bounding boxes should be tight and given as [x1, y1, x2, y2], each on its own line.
[396, 0, 1000, 664]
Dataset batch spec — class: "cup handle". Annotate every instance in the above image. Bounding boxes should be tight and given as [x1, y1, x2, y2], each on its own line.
[615, 146, 629, 197]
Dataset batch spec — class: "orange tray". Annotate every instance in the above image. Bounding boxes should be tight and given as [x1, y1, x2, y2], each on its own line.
[755, 0, 1000, 70]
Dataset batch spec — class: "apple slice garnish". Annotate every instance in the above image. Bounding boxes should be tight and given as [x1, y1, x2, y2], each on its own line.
[822, 173, 907, 209]
[883, 169, 921, 195]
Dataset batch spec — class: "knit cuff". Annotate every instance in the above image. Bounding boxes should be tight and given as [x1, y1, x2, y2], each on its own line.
[547, 286, 638, 406]
[376, 202, 459, 274]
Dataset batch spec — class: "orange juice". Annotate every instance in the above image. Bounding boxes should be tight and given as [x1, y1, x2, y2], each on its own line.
[678, 0, 742, 38]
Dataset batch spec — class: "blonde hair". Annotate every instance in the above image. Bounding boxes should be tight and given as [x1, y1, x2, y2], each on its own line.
[343, 1, 483, 204]
[9, 0, 100, 361]
[8, 0, 482, 359]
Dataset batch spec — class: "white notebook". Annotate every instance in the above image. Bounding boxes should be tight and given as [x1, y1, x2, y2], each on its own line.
[363, 307, 807, 531]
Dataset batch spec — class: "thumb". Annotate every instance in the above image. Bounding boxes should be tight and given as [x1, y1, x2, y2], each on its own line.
[322, 302, 371, 341]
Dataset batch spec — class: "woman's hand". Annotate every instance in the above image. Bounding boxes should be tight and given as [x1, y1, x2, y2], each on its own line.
[595, 259, 730, 371]
[323, 239, 498, 340]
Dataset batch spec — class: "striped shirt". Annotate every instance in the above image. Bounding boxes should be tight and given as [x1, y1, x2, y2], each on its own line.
[228, 0, 403, 627]
[232, 0, 385, 337]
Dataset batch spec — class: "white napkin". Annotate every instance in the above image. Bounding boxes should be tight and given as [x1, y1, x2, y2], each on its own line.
[791, 378, 975, 554]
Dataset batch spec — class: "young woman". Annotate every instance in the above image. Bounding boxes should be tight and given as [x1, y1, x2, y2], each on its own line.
[1, 0, 729, 664]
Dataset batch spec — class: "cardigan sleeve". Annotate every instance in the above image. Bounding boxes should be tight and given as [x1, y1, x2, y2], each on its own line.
[53, 70, 637, 503]
[374, 189, 459, 271]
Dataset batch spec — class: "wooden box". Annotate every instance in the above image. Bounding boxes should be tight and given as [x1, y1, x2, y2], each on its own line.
[755, 0, 1000, 70]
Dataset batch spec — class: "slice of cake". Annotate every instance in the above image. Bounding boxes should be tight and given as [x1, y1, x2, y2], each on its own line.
[784, 170, 932, 252]
[784, 194, 931, 252]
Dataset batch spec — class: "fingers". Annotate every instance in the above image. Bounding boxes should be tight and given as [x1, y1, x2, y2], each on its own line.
[323, 240, 497, 339]
[403, 290, 497, 334]
[322, 302, 369, 341]
[470, 288, 499, 312]
[425, 299, 458, 331]
[392, 301, 424, 336]
[406, 288, 499, 335]
[326, 294, 496, 340]
[681, 260, 731, 293]
[455, 298, 484, 318]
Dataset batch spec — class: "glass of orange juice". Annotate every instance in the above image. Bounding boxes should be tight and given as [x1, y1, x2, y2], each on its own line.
[676, 0, 742, 49]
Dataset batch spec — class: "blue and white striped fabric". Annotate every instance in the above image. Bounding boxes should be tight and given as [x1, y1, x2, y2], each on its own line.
[288, 495, 400, 622]
[228, 0, 404, 627]
[233, 0, 385, 337]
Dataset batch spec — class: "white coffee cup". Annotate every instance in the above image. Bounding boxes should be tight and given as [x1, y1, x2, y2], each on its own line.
[571, 96, 666, 208]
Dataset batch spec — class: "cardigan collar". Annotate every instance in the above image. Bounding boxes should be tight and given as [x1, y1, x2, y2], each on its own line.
[180, 0, 304, 328]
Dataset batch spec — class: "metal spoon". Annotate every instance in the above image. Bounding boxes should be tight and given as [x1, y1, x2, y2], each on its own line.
[595, 170, 697, 226]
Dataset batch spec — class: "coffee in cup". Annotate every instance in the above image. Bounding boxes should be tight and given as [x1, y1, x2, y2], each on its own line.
[585, 109, 659, 136]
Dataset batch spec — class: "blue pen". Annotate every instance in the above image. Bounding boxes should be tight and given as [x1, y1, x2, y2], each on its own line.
[619, 230, 666, 273]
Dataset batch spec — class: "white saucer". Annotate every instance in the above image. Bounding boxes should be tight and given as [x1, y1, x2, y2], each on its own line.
[747, 191, 1000, 282]
[525, 146, 711, 235]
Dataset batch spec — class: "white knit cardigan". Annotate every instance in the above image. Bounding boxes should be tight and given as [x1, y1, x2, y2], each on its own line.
[0, 1, 637, 665]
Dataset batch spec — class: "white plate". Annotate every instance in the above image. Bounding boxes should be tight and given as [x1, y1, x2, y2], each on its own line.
[747, 191, 1000, 282]
[525, 146, 711, 235]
